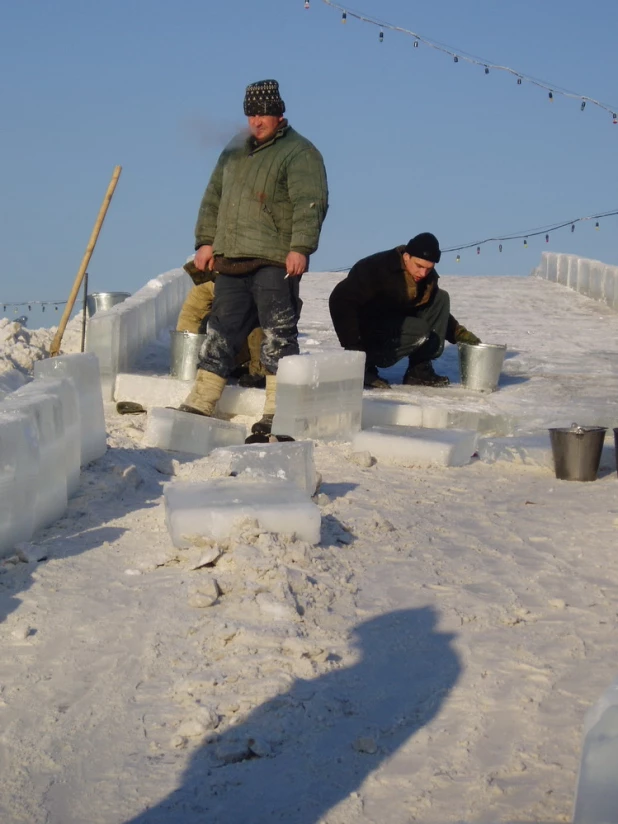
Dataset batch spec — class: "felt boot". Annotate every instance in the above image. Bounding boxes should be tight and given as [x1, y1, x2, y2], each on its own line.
[178, 370, 227, 416]
[250, 374, 277, 435]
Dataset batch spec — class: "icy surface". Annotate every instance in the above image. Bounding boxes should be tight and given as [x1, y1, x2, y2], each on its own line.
[353, 425, 479, 467]
[164, 478, 322, 545]
[272, 349, 365, 441]
[208, 440, 317, 495]
[143, 407, 246, 455]
[1, 267, 618, 823]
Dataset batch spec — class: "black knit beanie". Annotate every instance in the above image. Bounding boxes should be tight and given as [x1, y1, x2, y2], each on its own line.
[405, 232, 441, 264]
[243, 79, 286, 117]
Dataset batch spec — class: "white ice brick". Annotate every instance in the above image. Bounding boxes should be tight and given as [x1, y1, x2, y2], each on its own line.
[603, 265, 616, 308]
[272, 350, 365, 442]
[352, 425, 478, 468]
[143, 407, 246, 455]
[164, 478, 321, 546]
[0, 411, 39, 556]
[34, 352, 106, 465]
[477, 434, 553, 470]
[567, 256, 579, 290]
[589, 260, 605, 302]
[4, 392, 68, 531]
[208, 441, 317, 495]
[556, 254, 569, 286]
[23, 377, 81, 497]
[114, 373, 265, 418]
[546, 253, 558, 283]
[421, 405, 481, 431]
[362, 398, 423, 429]
[577, 259, 591, 296]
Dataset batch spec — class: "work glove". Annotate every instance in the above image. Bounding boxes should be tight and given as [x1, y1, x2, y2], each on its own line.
[183, 260, 215, 286]
[454, 324, 481, 345]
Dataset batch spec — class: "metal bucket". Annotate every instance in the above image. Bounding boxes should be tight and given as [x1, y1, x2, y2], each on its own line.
[86, 291, 131, 317]
[613, 428, 618, 478]
[170, 330, 207, 381]
[458, 342, 507, 392]
[549, 424, 607, 481]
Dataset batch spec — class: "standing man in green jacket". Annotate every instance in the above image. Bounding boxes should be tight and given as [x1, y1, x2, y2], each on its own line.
[329, 233, 481, 389]
[180, 79, 329, 438]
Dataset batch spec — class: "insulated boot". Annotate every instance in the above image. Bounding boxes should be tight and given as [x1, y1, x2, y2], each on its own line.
[402, 360, 450, 387]
[250, 374, 277, 435]
[178, 370, 227, 416]
[364, 364, 390, 390]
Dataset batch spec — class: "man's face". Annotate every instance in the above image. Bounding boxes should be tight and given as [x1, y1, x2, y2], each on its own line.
[403, 253, 435, 282]
[248, 115, 284, 143]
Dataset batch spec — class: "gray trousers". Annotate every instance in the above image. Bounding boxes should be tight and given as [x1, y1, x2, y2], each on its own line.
[361, 289, 450, 369]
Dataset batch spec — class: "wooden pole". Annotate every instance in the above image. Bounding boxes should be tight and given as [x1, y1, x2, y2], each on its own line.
[49, 166, 122, 357]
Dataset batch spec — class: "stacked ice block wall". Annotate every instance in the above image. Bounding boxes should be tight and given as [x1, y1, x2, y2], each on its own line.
[532, 252, 618, 310]
[0, 353, 107, 558]
[86, 268, 191, 398]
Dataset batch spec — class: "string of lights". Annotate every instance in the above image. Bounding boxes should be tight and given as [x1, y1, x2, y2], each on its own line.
[329, 207, 618, 270]
[305, 0, 618, 124]
[1, 300, 68, 313]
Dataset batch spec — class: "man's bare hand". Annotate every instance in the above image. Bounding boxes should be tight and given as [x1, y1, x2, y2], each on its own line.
[285, 252, 307, 277]
[195, 245, 215, 272]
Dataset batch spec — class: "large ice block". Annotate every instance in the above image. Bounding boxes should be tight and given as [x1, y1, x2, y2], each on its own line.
[352, 425, 478, 467]
[272, 350, 365, 442]
[0, 368, 26, 399]
[34, 352, 106, 465]
[208, 440, 317, 495]
[0, 410, 40, 555]
[4, 392, 68, 530]
[477, 434, 553, 470]
[164, 478, 322, 546]
[20, 377, 81, 496]
[114, 373, 265, 418]
[362, 398, 423, 429]
[143, 407, 246, 455]
[573, 677, 618, 824]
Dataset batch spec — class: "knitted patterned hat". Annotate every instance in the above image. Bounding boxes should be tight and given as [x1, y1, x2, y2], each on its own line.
[405, 232, 441, 264]
[243, 79, 286, 117]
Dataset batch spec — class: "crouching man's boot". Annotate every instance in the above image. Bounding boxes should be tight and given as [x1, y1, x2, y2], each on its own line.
[178, 370, 227, 416]
[403, 360, 450, 387]
[250, 374, 277, 435]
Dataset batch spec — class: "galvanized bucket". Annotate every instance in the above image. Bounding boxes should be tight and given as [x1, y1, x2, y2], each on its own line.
[169, 330, 207, 381]
[86, 291, 131, 317]
[549, 424, 607, 481]
[458, 342, 507, 393]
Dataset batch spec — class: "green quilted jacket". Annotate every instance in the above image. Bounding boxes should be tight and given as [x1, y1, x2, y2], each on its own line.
[195, 122, 329, 266]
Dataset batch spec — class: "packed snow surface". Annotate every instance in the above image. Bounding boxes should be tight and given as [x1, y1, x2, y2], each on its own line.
[1, 272, 618, 824]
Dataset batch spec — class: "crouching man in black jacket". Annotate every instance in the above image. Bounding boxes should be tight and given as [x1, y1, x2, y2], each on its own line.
[329, 232, 480, 389]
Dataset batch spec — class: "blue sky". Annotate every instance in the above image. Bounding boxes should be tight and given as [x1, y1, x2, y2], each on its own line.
[1, 0, 617, 315]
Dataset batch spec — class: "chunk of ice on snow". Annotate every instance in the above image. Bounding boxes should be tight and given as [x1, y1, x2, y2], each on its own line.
[362, 398, 423, 429]
[272, 350, 365, 442]
[164, 478, 321, 546]
[477, 434, 553, 470]
[143, 407, 246, 455]
[208, 440, 317, 495]
[352, 425, 478, 467]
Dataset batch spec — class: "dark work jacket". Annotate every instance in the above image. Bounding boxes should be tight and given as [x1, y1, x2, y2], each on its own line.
[329, 246, 460, 350]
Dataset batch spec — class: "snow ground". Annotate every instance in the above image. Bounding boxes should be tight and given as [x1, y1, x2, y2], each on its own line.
[1, 272, 618, 824]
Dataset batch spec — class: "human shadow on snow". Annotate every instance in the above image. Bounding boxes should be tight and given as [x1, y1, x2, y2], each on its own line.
[125, 605, 460, 824]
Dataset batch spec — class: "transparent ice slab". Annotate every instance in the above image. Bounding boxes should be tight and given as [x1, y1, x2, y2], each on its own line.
[164, 478, 322, 546]
[208, 440, 317, 495]
[143, 407, 246, 455]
